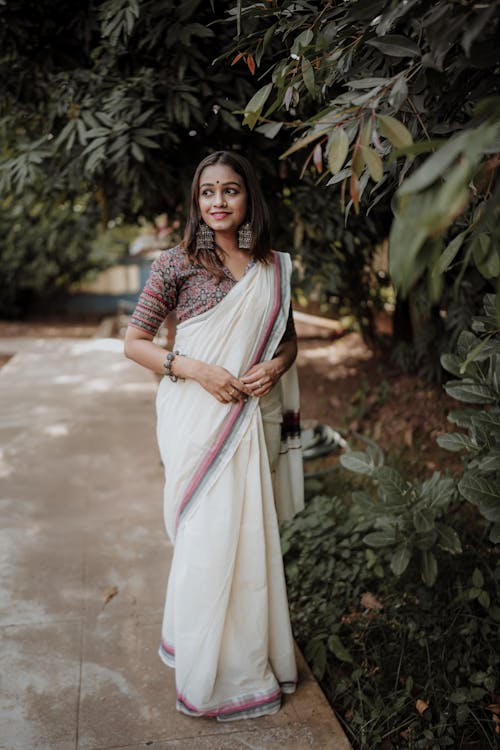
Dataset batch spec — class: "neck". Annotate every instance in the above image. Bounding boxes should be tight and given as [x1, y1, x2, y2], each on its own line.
[215, 231, 243, 257]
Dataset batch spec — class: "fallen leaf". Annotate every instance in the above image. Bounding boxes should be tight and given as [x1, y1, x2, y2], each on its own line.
[488, 704, 500, 733]
[313, 142, 323, 173]
[360, 592, 384, 610]
[416, 698, 429, 716]
[101, 585, 119, 607]
[404, 426, 413, 447]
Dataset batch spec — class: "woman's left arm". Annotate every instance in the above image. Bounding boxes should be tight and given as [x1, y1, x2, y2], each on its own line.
[241, 337, 297, 397]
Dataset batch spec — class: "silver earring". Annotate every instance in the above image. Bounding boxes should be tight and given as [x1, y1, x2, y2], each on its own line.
[196, 221, 215, 251]
[238, 222, 253, 250]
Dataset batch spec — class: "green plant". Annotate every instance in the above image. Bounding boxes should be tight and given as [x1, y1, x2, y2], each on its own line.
[282, 484, 500, 748]
[438, 293, 500, 543]
[339, 449, 461, 587]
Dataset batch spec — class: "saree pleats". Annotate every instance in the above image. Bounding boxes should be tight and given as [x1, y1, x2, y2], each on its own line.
[156, 253, 301, 720]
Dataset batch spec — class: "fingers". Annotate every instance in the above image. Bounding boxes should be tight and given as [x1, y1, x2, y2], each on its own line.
[241, 371, 273, 395]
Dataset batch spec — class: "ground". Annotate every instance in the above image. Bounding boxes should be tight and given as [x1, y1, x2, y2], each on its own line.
[0, 317, 462, 478]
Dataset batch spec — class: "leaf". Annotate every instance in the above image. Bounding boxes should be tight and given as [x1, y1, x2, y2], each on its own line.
[436, 524, 462, 553]
[444, 380, 496, 404]
[350, 171, 360, 214]
[436, 432, 476, 452]
[247, 54, 256, 75]
[374, 466, 407, 503]
[301, 57, 316, 97]
[416, 698, 430, 716]
[472, 567, 484, 588]
[366, 34, 421, 58]
[413, 508, 435, 534]
[340, 450, 375, 475]
[377, 114, 413, 148]
[478, 450, 500, 472]
[432, 231, 467, 276]
[398, 124, 498, 196]
[255, 121, 283, 139]
[420, 549, 437, 586]
[231, 52, 243, 66]
[360, 592, 384, 610]
[364, 529, 397, 547]
[243, 83, 273, 129]
[280, 129, 324, 158]
[327, 634, 354, 663]
[101, 585, 118, 607]
[327, 128, 349, 174]
[360, 145, 383, 182]
[458, 474, 500, 519]
[313, 142, 323, 173]
[390, 544, 412, 575]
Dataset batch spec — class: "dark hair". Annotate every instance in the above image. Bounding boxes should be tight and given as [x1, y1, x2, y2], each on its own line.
[182, 151, 272, 277]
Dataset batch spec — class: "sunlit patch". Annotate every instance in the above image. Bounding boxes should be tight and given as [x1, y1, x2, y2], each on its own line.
[43, 423, 69, 437]
[0, 449, 13, 478]
[54, 375, 84, 385]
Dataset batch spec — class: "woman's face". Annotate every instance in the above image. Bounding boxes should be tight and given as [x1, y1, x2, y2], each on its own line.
[198, 163, 248, 237]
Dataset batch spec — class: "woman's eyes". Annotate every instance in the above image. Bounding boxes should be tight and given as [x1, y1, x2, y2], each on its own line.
[200, 188, 238, 197]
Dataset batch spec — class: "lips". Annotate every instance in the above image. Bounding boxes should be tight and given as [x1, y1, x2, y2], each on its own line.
[210, 212, 230, 219]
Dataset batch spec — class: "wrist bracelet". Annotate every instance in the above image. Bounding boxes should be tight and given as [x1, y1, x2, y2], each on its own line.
[163, 350, 182, 382]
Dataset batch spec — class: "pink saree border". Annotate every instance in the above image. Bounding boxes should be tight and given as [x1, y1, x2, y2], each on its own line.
[174, 254, 283, 534]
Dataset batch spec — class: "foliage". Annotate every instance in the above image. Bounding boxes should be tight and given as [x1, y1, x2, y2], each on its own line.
[227, 0, 500, 327]
[340, 449, 460, 586]
[0, 190, 101, 317]
[0, 0, 257, 313]
[0, 0, 387, 324]
[282, 490, 500, 749]
[438, 293, 500, 544]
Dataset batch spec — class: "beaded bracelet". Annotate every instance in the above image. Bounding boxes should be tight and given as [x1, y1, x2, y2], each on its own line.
[163, 350, 181, 382]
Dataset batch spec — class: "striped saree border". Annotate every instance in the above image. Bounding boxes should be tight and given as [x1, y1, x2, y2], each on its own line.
[176, 686, 283, 721]
[174, 254, 286, 536]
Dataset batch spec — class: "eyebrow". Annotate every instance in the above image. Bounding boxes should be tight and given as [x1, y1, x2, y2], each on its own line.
[199, 180, 241, 188]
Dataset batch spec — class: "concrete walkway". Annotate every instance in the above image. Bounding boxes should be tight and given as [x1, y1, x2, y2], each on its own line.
[0, 337, 350, 750]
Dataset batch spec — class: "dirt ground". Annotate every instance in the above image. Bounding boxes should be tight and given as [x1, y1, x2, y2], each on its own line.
[0, 318, 462, 477]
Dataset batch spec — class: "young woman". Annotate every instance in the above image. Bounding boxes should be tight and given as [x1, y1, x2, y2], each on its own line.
[124, 151, 303, 720]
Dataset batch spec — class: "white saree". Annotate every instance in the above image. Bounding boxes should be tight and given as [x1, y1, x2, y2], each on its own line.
[156, 251, 304, 720]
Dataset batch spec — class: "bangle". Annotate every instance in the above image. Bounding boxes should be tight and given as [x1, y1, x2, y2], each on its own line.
[163, 350, 182, 382]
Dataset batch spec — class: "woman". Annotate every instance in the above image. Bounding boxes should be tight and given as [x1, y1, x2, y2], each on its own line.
[124, 151, 303, 721]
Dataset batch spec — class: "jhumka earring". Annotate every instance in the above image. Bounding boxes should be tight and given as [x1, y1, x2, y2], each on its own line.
[196, 221, 215, 251]
[238, 221, 253, 250]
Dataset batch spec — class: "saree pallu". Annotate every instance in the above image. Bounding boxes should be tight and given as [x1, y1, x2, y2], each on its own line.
[155, 252, 304, 720]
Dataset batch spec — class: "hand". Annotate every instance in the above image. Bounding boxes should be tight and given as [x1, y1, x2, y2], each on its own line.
[197, 363, 252, 404]
[240, 360, 281, 398]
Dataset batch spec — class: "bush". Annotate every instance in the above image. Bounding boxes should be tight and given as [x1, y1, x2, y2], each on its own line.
[282, 301, 500, 748]
[282, 490, 499, 749]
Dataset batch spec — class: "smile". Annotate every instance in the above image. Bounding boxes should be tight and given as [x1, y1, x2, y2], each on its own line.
[210, 212, 231, 219]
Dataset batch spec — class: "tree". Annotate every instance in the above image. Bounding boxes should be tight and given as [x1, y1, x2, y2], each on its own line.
[224, 0, 500, 367]
[1, 0, 386, 328]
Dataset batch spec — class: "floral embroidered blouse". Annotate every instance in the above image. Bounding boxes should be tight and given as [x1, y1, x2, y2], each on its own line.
[129, 244, 296, 341]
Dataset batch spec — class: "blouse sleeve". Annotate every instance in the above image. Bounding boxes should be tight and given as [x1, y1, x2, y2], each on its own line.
[128, 251, 178, 337]
[280, 303, 297, 342]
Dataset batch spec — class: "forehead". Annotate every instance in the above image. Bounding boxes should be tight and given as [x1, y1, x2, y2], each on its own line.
[199, 163, 244, 187]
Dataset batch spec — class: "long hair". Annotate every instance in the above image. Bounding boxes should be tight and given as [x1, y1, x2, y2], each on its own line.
[182, 151, 272, 278]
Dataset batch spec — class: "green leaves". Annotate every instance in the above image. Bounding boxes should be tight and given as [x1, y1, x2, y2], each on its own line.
[366, 34, 421, 58]
[327, 128, 349, 174]
[377, 114, 413, 148]
[242, 83, 273, 129]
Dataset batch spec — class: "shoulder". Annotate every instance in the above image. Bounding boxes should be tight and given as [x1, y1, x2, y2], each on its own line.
[151, 244, 191, 276]
[271, 250, 292, 273]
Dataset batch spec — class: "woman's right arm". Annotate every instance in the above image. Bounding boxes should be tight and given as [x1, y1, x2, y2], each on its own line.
[124, 326, 250, 403]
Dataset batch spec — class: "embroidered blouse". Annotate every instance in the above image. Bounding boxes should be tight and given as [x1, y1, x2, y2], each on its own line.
[129, 244, 296, 341]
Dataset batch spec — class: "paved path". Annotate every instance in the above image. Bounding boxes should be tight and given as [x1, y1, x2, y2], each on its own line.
[0, 338, 350, 750]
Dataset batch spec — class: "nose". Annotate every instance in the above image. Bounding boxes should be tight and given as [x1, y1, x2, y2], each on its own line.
[213, 190, 227, 207]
